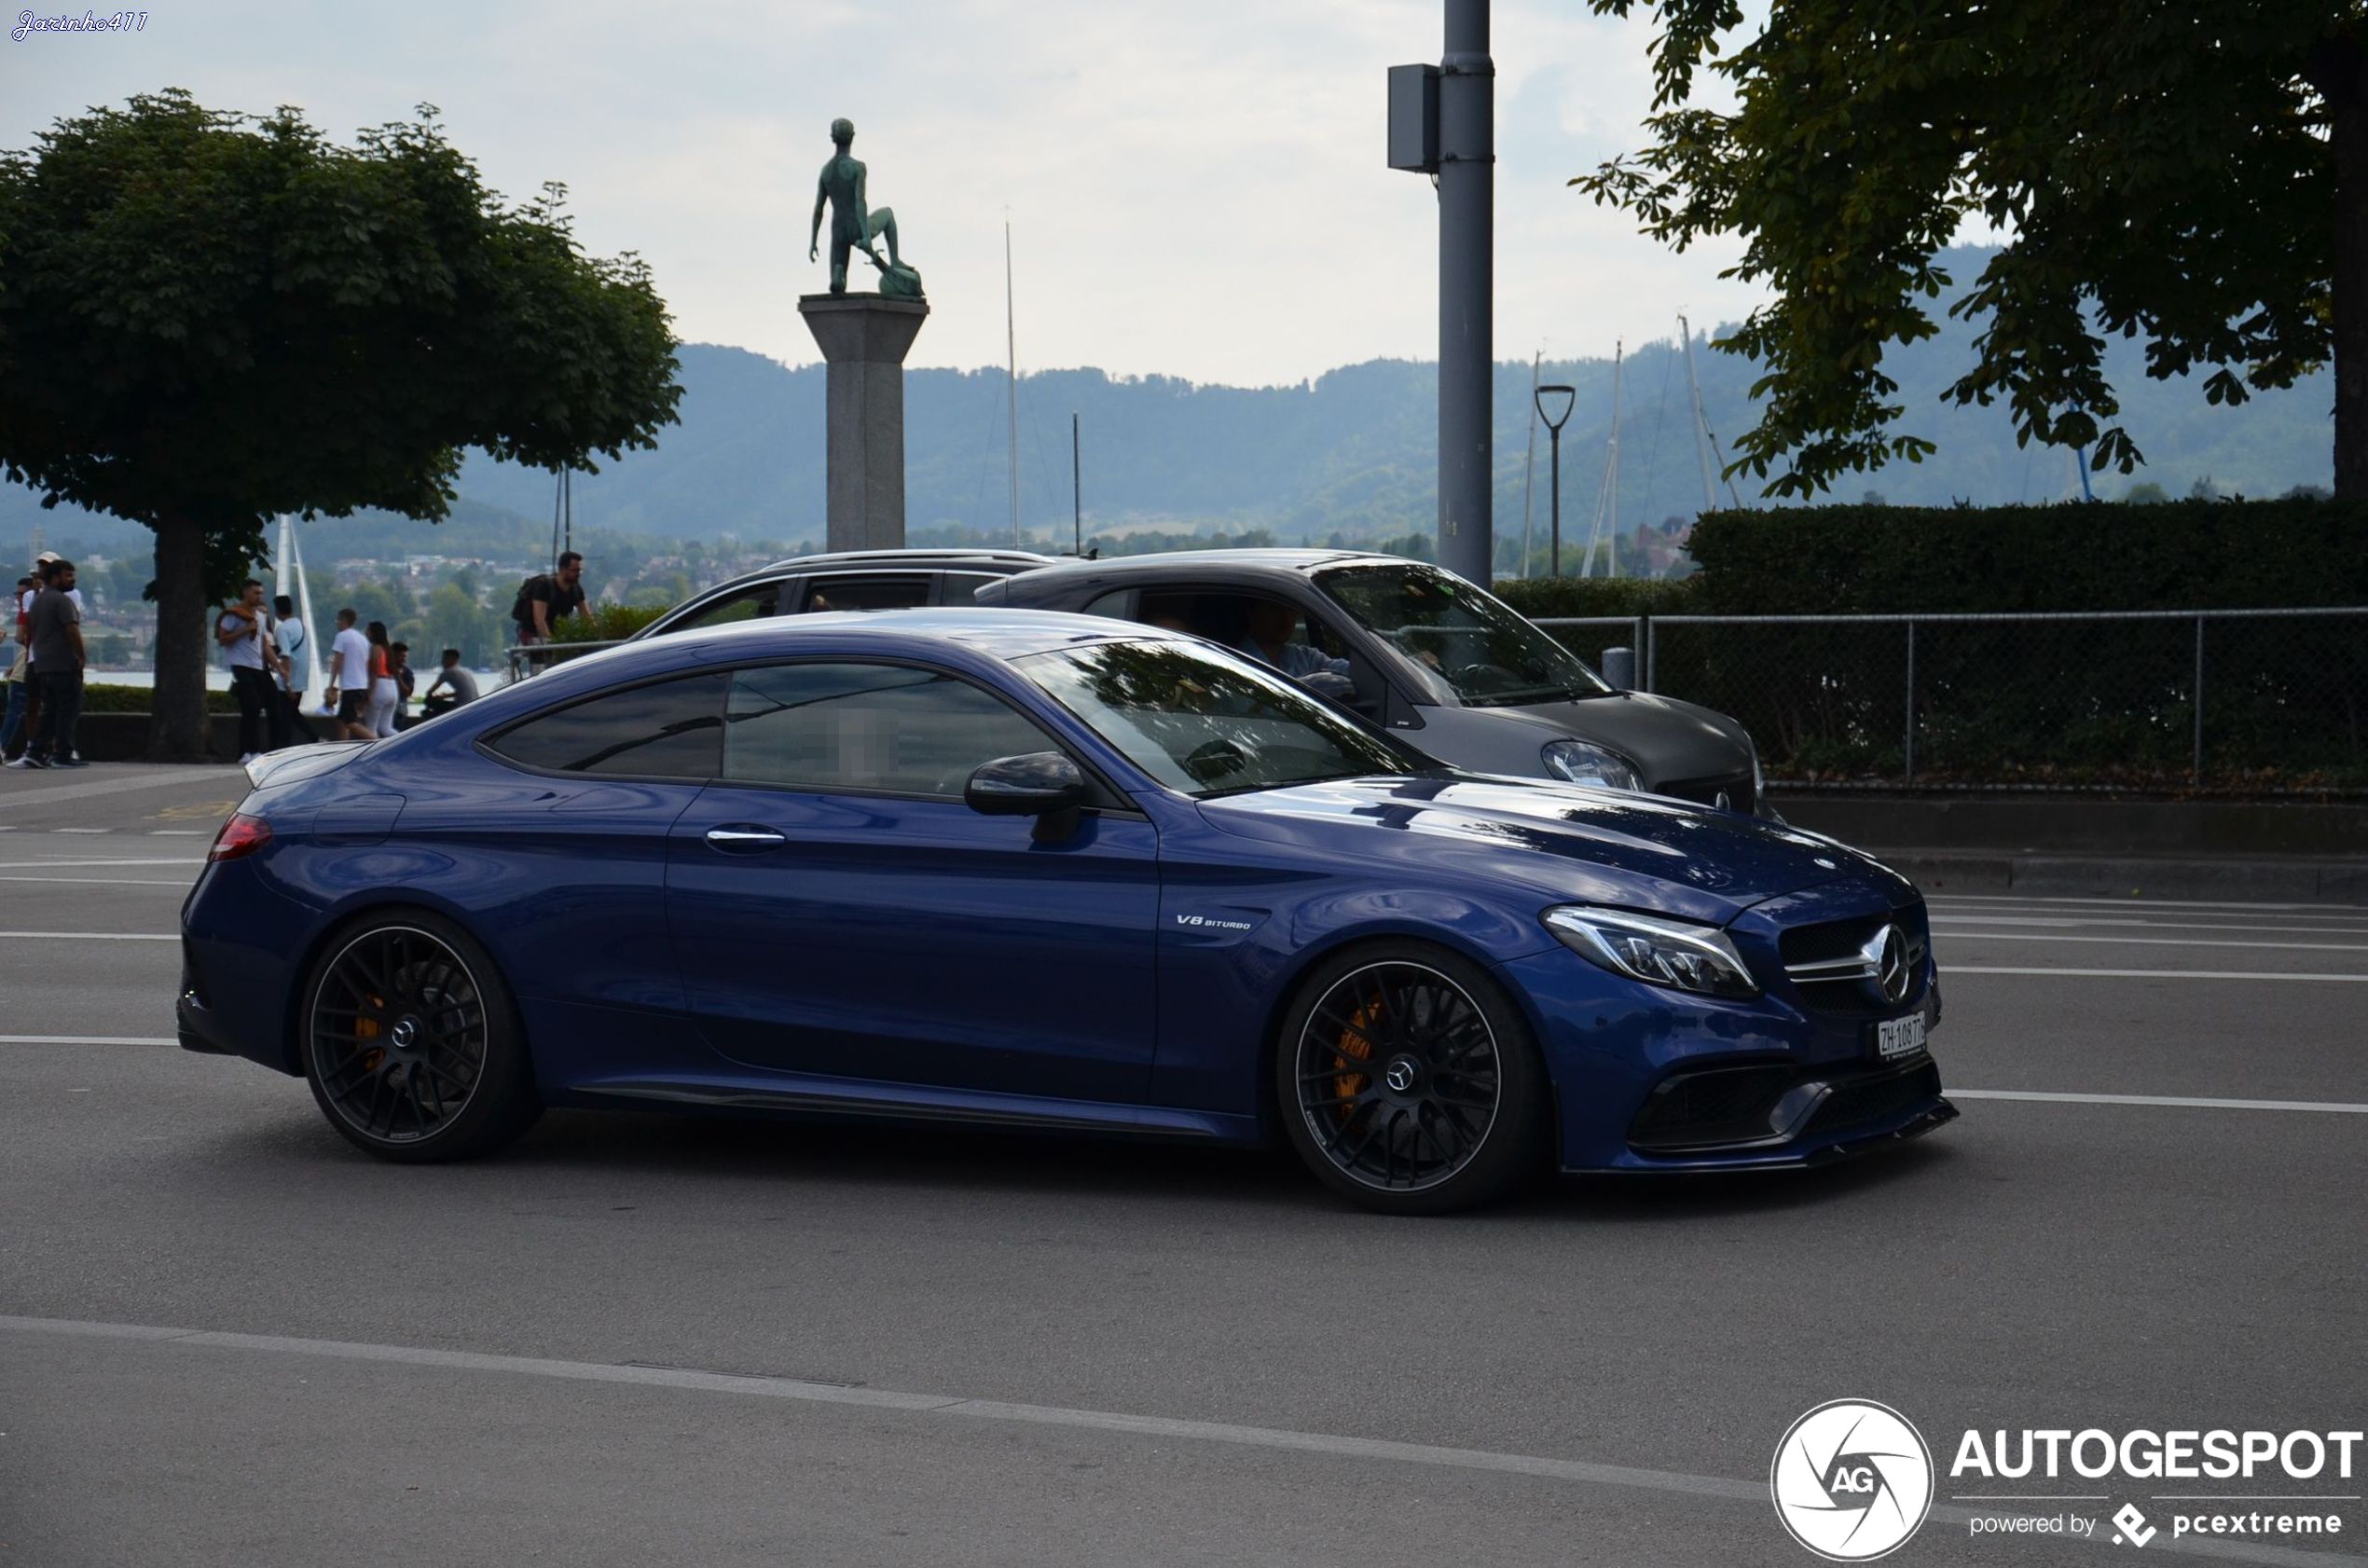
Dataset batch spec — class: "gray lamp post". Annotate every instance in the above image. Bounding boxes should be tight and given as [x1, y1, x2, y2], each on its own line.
[1535, 383, 1575, 577]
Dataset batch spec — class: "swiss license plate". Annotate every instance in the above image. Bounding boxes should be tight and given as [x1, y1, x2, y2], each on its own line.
[1872, 1013, 1926, 1060]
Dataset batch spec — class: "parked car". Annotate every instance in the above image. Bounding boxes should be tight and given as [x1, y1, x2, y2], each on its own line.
[183, 611, 1949, 1215]
[977, 550, 1777, 817]
[632, 548, 1053, 640]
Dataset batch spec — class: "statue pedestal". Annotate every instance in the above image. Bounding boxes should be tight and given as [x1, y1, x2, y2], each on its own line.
[798, 293, 929, 552]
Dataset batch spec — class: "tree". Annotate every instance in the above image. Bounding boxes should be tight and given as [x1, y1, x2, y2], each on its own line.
[1572, 3, 2356, 497]
[0, 90, 680, 756]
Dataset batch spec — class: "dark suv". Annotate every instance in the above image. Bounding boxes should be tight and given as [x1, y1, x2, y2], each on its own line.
[634, 549, 1053, 640]
[979, 549, 1773, 817]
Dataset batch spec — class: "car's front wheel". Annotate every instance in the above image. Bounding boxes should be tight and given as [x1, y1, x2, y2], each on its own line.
[299, 910, 541, 1162]
[1274, 942, 1549, 1215]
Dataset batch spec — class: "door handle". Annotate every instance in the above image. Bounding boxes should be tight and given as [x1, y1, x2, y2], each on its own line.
[705, 826, 787, 851]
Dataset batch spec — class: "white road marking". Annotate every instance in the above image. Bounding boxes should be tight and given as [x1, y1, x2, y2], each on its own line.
[0, 1035, 176, 1047]
[1956, 1089, 2368, 1115]
[1934, 915, 2368, 936]
[1938, 931, 2368, 955]
[49, 827, 110, 834]
[1930, 892, 2368, 915]
[0, 859, 204, 869]
[0, 875, 190, 887]
[0, 931, 175, 942]
[1946, 966, 2368, 983]
[148, 830, 210, 836]
[0, 1316, 2341, 1566]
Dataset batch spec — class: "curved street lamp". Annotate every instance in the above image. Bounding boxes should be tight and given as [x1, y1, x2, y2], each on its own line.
[1535, 383, 1576, 577]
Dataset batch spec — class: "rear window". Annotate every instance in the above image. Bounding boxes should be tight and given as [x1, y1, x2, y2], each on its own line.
[486, 672, 729, 778]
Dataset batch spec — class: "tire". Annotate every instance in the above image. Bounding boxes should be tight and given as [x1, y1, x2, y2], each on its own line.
[1273, 941, 1550, 1215]
[298, 909, 542, 1162]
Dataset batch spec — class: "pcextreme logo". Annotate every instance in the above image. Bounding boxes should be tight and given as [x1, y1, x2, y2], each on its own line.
[1771, 1399, 1937, 1561]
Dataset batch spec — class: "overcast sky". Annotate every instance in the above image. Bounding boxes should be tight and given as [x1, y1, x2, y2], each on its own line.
[1, 0, 1768, 386]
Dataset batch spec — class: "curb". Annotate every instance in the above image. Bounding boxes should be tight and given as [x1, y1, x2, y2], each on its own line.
[1887, 851, 2368, 903]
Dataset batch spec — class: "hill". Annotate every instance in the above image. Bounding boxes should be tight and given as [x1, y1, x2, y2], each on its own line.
[3, 245, 2335, 571]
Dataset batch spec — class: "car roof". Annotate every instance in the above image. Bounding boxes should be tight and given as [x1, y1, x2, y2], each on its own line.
[746, 547, 1055, 575]
[675, 606, 1158, 661]
[998, 548, 1411, 585]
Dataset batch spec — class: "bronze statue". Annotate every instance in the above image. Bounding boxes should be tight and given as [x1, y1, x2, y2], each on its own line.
[808, 117, 922, 298]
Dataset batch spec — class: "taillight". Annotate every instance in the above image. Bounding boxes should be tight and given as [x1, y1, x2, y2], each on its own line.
[208, 812, 273, 862]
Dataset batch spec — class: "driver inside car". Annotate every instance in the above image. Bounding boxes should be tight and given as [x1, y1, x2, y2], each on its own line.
[1233, 598, 1352, 681]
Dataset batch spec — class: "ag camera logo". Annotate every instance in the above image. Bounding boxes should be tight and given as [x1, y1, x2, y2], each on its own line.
[1771, 1399, 1935, 1561]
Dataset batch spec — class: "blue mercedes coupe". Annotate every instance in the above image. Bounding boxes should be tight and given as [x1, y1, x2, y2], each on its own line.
[179, 611, 1953, 1214]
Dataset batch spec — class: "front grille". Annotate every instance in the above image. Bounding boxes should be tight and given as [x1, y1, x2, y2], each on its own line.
[1802, 1059, 1943, 1138]
[1628, 1056, 1943, 1154]
[1779, 907, 1929, 1017]
[1656, 770, 1755, 815]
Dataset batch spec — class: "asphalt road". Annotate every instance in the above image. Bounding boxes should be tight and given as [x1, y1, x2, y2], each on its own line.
[3, 763, 2362, 1567]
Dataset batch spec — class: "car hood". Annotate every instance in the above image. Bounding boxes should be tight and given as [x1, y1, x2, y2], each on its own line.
[1196, 774, 1893, 925]
[1474, 690, 1752, 781]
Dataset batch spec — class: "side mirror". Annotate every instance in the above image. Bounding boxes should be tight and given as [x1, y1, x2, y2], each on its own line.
[965, 751, 1091, 842]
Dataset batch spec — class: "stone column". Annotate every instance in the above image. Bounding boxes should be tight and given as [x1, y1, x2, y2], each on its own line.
[797, 294, 929, 552]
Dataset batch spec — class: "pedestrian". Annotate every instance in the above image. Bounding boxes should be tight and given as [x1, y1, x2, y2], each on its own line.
[21, 557, 86, 769]
[512, 551, 588, 652]
[215, 577, 278, 764]
[388, 641, 416, 730]
[364, 621, 399, 739]
[324, 608, 375, 742]
[419, 648, 480, 718]
[270, 594, 313, 749]
[0, 573, 32, 761]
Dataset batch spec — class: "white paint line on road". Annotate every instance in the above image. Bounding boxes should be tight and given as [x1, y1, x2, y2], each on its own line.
[148, 830, 210, 836]
[0, 875, 190, 887]
[1956, 1089, 2368, 1115]
[1939, 931, 2368, 955]
[0, 930, 175, 942]
[0, 858, 204, 869]
[0, 1035, 175, 1047]
[1935, 915, 2368, 936]
[0, 1316, 2344, 1566]
[49, 827, 111, 834]
[1930, 892, 2368, 915]
[1947, 965, 2368, 982]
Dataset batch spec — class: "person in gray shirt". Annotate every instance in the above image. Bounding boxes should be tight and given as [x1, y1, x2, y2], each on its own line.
[23, 558, 85, 768]
[420, 649, 480, 718]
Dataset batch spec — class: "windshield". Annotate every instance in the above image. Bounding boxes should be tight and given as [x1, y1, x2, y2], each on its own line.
[1315, 562, 1612, 707]
[1017, 640, 1419, 798]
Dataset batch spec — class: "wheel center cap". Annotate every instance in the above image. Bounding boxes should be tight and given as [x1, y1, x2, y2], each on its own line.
[1383, 1057, 1420, 1093]
[389, 1017, 420, 1051]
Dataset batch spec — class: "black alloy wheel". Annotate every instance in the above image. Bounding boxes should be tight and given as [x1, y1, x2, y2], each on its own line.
[1276, 943, 1549, 1214]
[300, 911, 540, 1162]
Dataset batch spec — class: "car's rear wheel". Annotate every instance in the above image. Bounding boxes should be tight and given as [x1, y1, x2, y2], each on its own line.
[1274, 942, 1549, 1215]
[299, 911, 540, 1162]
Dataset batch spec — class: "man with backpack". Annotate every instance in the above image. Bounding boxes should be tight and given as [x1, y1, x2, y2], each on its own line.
[513, 552, 588, 650]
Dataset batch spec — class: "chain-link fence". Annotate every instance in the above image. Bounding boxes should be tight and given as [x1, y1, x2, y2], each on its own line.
[1535, 609, 2368, 794]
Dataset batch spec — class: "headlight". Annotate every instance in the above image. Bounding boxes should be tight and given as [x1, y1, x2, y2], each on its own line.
[1541, 739, 1641, 790]
[1543, 905, 1760, 998]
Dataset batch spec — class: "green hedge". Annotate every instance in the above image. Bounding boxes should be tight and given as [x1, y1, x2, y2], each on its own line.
[1683, 497, 2368, 613]
[1490, 575, 1702, 619]
[79, 682, 239, 715]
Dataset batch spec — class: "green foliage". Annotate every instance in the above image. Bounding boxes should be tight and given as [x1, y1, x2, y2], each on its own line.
[79, 682, 237, 714]
[1573, 2, 2349, 496]
[0, 88, 682, 751]
[1491, 576, 1702, 619]
[1683, 498, 2368, 612]
[549, 602, 665, 642]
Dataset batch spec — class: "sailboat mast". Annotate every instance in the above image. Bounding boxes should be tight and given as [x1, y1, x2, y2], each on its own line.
[1680, 314, 1745, 510]
[1005, 219, 1020, 548]
[1519, 350, 1540, 579]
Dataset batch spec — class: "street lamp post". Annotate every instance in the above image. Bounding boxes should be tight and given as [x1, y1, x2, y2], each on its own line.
[1535, 382, 1575, 576]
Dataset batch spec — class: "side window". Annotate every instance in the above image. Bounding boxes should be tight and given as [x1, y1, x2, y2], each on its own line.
[937, 571, 1003, 605]
[488, 671, 729, 778]
[722, 663, 1056, 798]
[799, 574, 932, 614]
[1082, 587, 1140, 621]
[671, 580, 784, 633]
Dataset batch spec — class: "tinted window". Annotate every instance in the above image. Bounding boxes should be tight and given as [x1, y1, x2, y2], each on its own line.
[489, 672, 728, 777]
[723, 663, 1053, 798]
[1018, 640, 1413, 798]
[671, 580, 785, 633]
[1316, 562, 1611, 706]
[800, 574, 932, 613]
[938, 571, 1003, 604]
